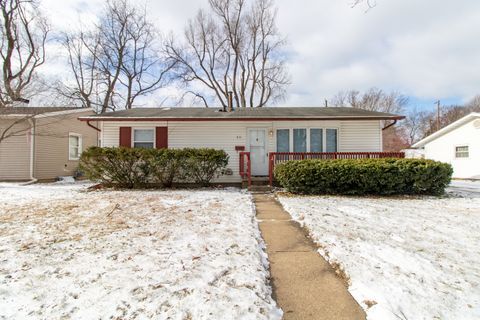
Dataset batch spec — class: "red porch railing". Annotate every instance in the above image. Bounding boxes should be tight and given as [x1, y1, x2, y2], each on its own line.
[239, 151, 252, 186]
[268, 152, 405, 185]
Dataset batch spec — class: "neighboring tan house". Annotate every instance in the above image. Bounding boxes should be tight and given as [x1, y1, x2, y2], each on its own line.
[0, 107, 98, 181]
[412, 112, 480, 179]
[79, 107, 404, 184]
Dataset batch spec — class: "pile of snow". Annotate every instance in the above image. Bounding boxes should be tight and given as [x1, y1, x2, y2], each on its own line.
[0, 184, 281, 319]
[278, 189, 480, 320]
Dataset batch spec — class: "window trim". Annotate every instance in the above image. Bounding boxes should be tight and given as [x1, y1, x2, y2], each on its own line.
[274, 127, 339, 153]
[275, 128, 291, 152]
[132, 128, 156, 149]
[325, 128, 339, 153]
[68, 133, 83, 161]
[454, 145, 469, 159]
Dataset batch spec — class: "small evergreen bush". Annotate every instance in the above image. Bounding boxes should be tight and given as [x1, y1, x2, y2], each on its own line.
[182, 148, 230, 186]
[274, 158, 452, 195]
[79, 147, 229, 188]
[79, 147, 150, 188]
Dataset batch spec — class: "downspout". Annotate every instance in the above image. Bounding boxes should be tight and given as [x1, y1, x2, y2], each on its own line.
[382, 119, 398, 131]
[87, 120, 101, 132]
[23, 118, 37, 185]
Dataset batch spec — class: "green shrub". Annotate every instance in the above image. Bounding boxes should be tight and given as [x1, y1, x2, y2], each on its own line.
[144, 148, 187, 187]
[79, 147, 230, 188]
[274, 158, 453, 195]
[79, 147, 151, 188]
[182, 148, 229, 186]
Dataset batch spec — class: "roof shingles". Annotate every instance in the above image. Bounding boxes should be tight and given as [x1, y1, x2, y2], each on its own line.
[80, 107, 404, 121]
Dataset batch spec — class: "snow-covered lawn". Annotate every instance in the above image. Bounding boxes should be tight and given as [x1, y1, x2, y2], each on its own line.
[278, 181, 480, 320]
[0, 183, 281, 319]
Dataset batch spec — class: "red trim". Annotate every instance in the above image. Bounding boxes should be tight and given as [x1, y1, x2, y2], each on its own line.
[239, 152, 251, 187]
[155, 127, 168, 149]
[79, 116, 405, 122]
[119, 127, 131, 147]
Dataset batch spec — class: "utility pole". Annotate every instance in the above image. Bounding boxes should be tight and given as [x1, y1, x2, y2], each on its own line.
[325, 99, 328, 108]
[435, 100, 441, 131]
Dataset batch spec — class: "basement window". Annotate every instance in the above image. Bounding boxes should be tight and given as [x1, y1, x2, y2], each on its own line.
[69, 133, 82, 160]
[455, 146, 469, 158]
[133, 129, 154, 148]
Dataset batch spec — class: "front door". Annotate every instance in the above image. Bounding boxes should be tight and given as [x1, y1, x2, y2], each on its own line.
[248, 128, 268, 176]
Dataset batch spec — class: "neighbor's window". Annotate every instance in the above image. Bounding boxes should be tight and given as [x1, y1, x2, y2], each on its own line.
[133, 129, 154, 148]
[326, 129, 338, 152]
[276, 129, 290, 152]
[69, 133, 82, 160]
[455, 146, 469, 158]
[310, 129, 323, 152]
[293, 129, 307, 152]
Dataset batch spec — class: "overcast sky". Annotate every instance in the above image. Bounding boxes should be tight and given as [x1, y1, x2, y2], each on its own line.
[41, 0, 480, 110]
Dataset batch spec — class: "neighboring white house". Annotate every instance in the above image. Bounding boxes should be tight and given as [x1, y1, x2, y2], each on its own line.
[412, 112, 480, 179]
[79, 107, 404, 183]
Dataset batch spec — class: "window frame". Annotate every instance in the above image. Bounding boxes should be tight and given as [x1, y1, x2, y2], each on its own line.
[454, 145, 469, 159]
[274, 127, 339, 153]
[325, 128, 339, 153]
[132, 128, 155, 149]
[68, 133, 83, 161]
[292, 128, 308, 153]
[275, 128, 291, 152]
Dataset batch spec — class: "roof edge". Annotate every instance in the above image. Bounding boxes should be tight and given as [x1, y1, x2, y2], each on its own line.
[412, 112, 480, 148]
[79, 115, 405, 122]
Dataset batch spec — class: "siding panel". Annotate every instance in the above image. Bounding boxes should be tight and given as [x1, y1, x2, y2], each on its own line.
[0, 120, 31, 180]
[34, 111, 98, 180]
[101, 119, 383, 183]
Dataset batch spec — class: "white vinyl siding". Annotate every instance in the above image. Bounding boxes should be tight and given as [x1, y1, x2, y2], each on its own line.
[422, 119, 480, 179]
[101, 120, 383, 182]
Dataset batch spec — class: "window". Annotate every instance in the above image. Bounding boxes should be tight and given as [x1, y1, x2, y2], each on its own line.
[276, 128, 339, 153]
[293, 129, 307, 152]
[326, 129, 338, 152]
[69, 134, 82, 160]
[455, 146, 469, 158]
[310, 129, 323, 152]
[276, 129, 290, 152]
[133, 129, 154, 148]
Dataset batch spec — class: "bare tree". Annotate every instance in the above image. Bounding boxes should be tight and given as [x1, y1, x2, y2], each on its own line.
[0, 0, 49, 107]
[60, 0, 175, 113]
[0, 114, 34, 144]
[165, 0, 289, 108]
[331, 88, 408, 114]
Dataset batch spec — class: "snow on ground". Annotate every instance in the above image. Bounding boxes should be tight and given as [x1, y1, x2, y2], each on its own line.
[0, 183, 281, 320]
[277, 182, 480, 320]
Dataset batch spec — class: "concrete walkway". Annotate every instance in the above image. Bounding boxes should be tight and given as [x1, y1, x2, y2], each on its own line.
[253, 193, 366, 320]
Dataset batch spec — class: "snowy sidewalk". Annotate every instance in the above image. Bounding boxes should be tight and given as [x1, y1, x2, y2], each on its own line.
[253, 193, 365, 320]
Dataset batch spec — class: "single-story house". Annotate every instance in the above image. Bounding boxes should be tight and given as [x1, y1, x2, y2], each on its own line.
[0, 107, 98, 181]
[412, 112, 480, 179]
[79, 107, 404, 183]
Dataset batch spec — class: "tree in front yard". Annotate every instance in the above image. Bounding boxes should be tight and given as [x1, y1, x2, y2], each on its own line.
[165, 0, 290, 109]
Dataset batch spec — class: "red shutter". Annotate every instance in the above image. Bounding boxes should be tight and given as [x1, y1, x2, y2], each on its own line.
[119, 127, 132, 148]
[156, 127, 168, 149]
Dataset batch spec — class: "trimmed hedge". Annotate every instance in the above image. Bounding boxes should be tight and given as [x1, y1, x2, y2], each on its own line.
[79, 147, 229, 188]
[274, 158, 453, 195]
